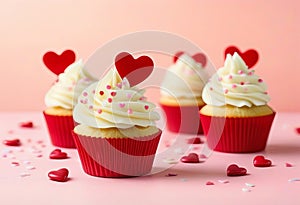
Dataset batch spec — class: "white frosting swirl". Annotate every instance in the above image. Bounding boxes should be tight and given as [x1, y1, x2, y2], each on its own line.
[161, 54, 209, 100]
[45, 60, 96, 109]
[202, 52, 270, 107]
[73, 68, 160, 129]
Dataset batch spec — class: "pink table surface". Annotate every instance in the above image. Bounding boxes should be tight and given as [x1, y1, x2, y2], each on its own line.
[0, 112, 300, 205]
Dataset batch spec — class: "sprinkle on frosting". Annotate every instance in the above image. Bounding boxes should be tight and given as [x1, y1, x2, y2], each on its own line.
[74, 68, 160, 129]
[202, 52, 270, 107]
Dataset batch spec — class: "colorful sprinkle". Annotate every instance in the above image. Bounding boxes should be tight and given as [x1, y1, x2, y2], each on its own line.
[99, 91, 104, 96]
[224, 89, 229, 94]
[127, 109, 133, 114]
[245, 183, 255, 187]
[240, 82, 245, 85]
[218, 179, 229, 184]
[97, 109, 102, 114]
[163, 158, 178, 164]
[232, 84, 237, 89]
[83, 92, 88, 97]
[238, 70, 244, 75]
[119, 103, 125, 108]
[228, 75, 233, 80]
[126, 93, 132, 99]
[248, 71, 253, 75]
[20, 172, 31, 177]
[166, 173, 178, 177]
[264, 91, 268, 94]
[111, 92, 117, 97]
[117, 83, 122, 88]
[139, 97, 146, 101]
[206, 181, 214, 185]
[26, 166, 36, 170]
[144, 105, 149, 110]
[258, 79, 263, 83]
[209, 87, 213, 91]
[89, 105, 93, 110]
[285, 163, 293, 167]
[108, 98, 113, 103]
[19, 121, 34, 128]
[218, 77, 222, 81]
[11, 162, 20, 167]
[92, 90, 95, 94]
[106, 85, 111, 89]
[288, 178, 300, 182]
[242, 188, 251, 192]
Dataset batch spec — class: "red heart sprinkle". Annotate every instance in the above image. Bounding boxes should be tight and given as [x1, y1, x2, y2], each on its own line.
[253, 155, 272, 167]
[206, 181, 215, 185]
[285, 163, 293, 167]
[3, 139, 21, 146]
[180, 153, 200, 163]
[19, 121, 34, 128]
[227, 164, 247, 176]
[43, 50, 76, 75]
[115, 52, 154, 86]
[48, 168, 69, 182]
[224, 46, 259, 68]
[186, 137, 202, 144]
[173, 51, 207, 67]
[49, 149, 68, 160]
[296, 127, 300, 134]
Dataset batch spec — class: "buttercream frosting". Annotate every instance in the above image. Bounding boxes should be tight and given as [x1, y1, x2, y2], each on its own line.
[160, 54, 209, 102]
[73, 68, 160, 129]
[45, 60, 95, 109]
[202, 52, 270, 107]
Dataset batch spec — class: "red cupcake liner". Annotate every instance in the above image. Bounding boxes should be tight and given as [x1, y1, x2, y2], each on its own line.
[43, 111, 76, 148]
[72, 129, 162, 178]
[160, 104, 204, 134]
[200, 113, 276, 153]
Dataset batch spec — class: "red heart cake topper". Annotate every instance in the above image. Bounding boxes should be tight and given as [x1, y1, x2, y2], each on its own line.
[224, 46, 259, 68]
[43, 50, 76, 75]
[173, 51, 207, 67]
[115, 52, 154, 86]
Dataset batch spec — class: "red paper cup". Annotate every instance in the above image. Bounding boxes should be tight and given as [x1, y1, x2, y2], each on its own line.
[200, 113, 276, 153]
[43, 111, 76, 148]
[160, 104, 204, 134]
[72, 129, 162, 178]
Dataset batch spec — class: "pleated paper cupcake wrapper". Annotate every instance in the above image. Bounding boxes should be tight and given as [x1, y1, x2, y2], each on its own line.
[72, 130, 162, 178]
[200, 113, 275, 153]
[160, 104, 204, 134]
[43, 111, 76, 148]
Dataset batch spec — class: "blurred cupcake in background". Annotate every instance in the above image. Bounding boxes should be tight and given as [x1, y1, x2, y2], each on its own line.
[43, 50, 96, 148]
[160, 52, 209, 134]
[200, 51, 275, 153]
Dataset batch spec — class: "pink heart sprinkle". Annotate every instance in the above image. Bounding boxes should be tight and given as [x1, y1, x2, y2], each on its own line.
[144, 105, 149, 110]
[119, 103, 125, 108]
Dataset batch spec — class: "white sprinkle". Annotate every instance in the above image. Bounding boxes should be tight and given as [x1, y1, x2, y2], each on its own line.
[218, 179, 229, 184]
[23, 160, 31, 165]
[26, 166, 36, 170]
[242, 188, 251, 192]
[288, 178, 300, 182]
[163, 158, 178, 164]
[180, 178, 188, 182]
[20, 172, 31, 177]
[245, 183, 255, 187]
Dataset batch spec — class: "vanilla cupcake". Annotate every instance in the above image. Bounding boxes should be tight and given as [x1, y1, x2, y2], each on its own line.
[160, 53, 209, 134]
[200, 52, 275, 153]
[73, 66, 161, 177]
[43, 60, 95, 148]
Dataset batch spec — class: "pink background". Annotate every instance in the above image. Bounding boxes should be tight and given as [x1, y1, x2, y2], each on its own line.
[0, 0, 299, 111]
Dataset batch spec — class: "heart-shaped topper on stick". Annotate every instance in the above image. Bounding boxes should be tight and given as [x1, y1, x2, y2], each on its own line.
[115, 52, 154, 86]
[173, 51, 207, 67]
[224, 46, 259, 68]
[43, 50, 76, 75]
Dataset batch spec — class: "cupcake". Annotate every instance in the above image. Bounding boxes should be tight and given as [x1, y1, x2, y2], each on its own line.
[43, 59, 95, 148]
[200, 52, 275, 153]
[72, 53, 161, 177]
[160, 52, 209, 134]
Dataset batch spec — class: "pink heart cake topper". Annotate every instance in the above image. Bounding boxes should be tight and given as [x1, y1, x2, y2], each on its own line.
[173, 51, 207, 67]
[115, 52, 154, 86]
[43, 50, 76, 75]
[224, 46, 259, 68]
